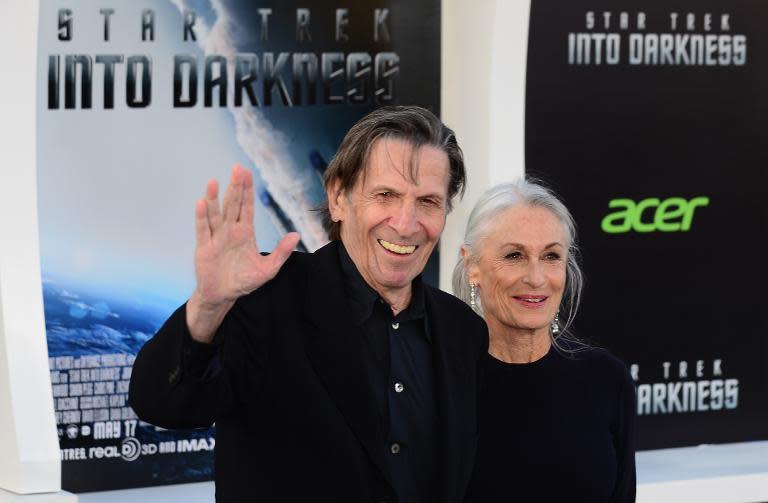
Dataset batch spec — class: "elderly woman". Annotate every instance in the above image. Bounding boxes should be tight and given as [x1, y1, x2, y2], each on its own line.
[454, 181, 636, 502]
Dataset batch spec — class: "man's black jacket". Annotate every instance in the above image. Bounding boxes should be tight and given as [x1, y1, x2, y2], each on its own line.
[129, 241, 488, 503]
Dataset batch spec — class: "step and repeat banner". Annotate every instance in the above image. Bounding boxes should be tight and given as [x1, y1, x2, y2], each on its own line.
[526, 0, 768, 449]
[37, 0, 440, 492]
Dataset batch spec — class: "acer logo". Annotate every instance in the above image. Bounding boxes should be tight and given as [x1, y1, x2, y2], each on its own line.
[601, 197, 709, 233]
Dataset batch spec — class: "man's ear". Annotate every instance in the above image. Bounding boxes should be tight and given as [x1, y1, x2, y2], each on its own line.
[460, 245, 480, 285]
[326, 178, 346, 223]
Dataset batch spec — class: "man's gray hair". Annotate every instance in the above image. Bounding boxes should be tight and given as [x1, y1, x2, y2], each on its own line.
[321, 106, 466, 240]
[452, 180, 586, 352]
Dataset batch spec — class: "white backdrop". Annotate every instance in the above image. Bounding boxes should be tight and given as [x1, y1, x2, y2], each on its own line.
[439, 0, 529, 291]
[0, 0, 64, 496]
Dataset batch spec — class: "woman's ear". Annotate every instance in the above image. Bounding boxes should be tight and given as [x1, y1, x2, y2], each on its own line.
[460, 245, 480, 286]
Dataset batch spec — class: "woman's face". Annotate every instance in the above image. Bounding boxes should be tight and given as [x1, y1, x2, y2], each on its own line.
[465, 205, 568, 336]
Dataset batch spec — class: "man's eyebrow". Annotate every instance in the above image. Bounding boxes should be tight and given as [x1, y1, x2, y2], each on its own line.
[368, 185, 401, 194]
[418, 193, 445, 201]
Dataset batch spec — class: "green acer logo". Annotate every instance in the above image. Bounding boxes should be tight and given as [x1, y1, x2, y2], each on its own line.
[601, 196, 709, 234]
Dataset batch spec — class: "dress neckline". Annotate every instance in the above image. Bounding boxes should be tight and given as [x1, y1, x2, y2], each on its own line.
[485, 345, 558, 371]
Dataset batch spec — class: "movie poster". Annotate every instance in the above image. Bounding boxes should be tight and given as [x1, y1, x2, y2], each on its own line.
[525, 0, 768, 449]
[37, 0, 440, 491]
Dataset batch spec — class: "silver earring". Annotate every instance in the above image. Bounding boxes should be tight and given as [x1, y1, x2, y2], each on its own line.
[551, 313, 560, 335]
[470, 283, 477, 308]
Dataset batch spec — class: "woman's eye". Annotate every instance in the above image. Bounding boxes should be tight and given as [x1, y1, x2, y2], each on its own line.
[544, 252, 562, 261]
[504, 252, 522, 260]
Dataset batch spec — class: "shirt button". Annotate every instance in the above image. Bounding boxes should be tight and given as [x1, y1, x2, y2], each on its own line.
[390, 443, 401, 454]
[391, 322, 399, 330]
[394, 382, 404, 393]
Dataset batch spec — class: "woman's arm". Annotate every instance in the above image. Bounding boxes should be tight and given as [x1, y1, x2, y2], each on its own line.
[611, 367, 637, 502]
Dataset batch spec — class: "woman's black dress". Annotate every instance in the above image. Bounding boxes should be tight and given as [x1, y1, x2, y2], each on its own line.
[463, 346, 636, 502]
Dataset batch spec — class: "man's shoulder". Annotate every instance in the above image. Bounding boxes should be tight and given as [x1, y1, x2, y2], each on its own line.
[423, 284, 488, 361]
[422, 283, 450, 302]
[424, 283, 472, 309]
[261, 241, 338, 279]
[424, 284, 486, 328]
[240, 241, 339, 302]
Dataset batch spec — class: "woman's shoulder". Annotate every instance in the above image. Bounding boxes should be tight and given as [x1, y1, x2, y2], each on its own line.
[555, 340, 632, 382]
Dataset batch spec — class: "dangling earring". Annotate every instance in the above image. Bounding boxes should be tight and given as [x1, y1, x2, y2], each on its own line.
[470, 283, 477, 308]
[551, 313, 560, 335]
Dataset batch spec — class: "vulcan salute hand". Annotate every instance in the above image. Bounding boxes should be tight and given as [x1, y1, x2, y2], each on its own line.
[186, 165, 300, 343]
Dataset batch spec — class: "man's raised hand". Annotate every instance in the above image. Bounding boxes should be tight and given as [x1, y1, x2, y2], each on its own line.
[187, 165, 300, 343]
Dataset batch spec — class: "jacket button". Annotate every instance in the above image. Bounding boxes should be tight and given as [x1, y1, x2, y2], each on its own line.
[390, 442, 401, 454]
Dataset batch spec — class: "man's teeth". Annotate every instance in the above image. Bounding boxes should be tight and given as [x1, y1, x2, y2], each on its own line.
[379, 239, 417, 255]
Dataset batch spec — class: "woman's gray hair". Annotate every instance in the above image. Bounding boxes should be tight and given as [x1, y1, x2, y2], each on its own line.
[452, 180, 586, 353]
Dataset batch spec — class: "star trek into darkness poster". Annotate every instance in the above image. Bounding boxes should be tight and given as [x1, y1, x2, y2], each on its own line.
[37, 0, 440, 491]
[525, 0, 768, 449]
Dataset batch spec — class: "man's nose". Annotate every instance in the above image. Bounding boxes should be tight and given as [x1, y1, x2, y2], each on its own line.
[390, 200, 420, 237]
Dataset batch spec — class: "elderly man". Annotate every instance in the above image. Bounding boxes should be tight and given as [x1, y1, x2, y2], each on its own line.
[129, 106, 487, 503]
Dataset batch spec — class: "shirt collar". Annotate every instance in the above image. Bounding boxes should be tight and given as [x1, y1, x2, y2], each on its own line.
[338, 241, 426, 325]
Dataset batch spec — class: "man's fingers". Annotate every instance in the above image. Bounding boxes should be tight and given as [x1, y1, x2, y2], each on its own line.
[222, 165, 245, 222]
[241, 167, 255, 224]
[206, 178, 219, 200]
[265, 232, 300, 277]
[195, 199, 211, 245]
[205, 179, 222, 231]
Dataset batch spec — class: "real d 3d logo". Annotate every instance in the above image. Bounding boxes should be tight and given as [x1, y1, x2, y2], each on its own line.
[601, 196, 709, 233]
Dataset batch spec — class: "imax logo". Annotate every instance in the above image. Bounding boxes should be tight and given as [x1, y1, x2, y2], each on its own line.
[601, 196, 709, 234]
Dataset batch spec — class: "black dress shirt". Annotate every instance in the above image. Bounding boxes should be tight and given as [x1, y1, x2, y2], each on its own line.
[339, 244, 438, 503]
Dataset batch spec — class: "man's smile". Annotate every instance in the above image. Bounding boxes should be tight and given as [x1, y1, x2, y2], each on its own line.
[378, 239, 418, 255]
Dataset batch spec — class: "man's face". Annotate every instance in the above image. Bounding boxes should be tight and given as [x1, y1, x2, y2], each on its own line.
[328, 138, 450, 301]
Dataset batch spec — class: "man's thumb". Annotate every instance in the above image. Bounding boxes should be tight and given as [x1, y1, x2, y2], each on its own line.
[265, 232, 300, 275]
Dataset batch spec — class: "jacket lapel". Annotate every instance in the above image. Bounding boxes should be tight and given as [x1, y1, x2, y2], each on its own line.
[301, 242, 391, 486]
[426, 288, 479, 503]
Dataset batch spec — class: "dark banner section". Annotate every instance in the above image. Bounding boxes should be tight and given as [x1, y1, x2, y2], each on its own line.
[38, 0, 440, 492]
[525, 0, 768, 449]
